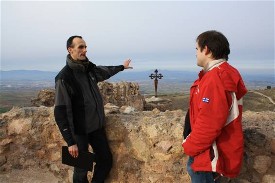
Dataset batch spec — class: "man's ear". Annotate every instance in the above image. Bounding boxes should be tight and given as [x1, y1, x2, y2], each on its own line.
[203, 46, 212, 57]
[67, 47, 72, 54]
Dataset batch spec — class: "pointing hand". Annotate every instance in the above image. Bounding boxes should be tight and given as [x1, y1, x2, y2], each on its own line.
[123, 59, 133, 69]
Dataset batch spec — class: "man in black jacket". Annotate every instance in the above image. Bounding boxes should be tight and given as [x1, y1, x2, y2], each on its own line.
[54, 35, 132, 183]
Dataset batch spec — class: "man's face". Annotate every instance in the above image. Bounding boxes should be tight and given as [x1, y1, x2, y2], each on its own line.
[196, 42, 206, 67]
[68, 37, 87, 61]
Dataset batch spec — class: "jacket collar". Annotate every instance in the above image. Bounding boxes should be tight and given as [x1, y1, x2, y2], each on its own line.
[198, 59, 227, 79]
[66, 54, 96, 72]
[204, 59, 226, 72]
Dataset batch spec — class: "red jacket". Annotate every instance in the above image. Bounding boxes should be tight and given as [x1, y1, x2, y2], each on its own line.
[182, 61, 247, 178]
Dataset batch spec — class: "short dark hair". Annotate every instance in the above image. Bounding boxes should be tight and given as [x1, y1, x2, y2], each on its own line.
[196, 30, 230, 60]
[66, 35, 82, 49]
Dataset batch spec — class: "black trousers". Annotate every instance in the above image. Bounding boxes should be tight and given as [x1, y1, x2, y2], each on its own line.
[73, 128, 113, 183]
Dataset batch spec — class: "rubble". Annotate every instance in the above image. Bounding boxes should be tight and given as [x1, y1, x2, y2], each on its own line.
[0, 83, 274, 182]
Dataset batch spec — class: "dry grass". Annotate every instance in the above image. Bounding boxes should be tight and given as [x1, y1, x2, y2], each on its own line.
[243, 91, 274, 112]
[159, 88, 275, 112]
[254, 88, 275, 101]
[0, 88, 274, 114]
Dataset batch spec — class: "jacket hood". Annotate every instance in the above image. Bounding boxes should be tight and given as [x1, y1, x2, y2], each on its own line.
[218, 62, 247, 100]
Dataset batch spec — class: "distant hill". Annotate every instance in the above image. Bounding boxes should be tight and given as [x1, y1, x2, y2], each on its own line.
[1, 70, 274, 91]
[0, 69, 197, 81]
[1, 70, 57, 81]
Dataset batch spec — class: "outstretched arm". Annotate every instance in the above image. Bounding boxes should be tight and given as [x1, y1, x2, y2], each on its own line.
[94, 58, 133, 82]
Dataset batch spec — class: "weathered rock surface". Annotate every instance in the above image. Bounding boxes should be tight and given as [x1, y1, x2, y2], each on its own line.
[1, 84, 275, 183]
[31, 89, 55, 107]
[97, 81, 145, 111]
[30, 82, 145, 111]
[144, 96, 172, 111]
[0, 106, 274, 183]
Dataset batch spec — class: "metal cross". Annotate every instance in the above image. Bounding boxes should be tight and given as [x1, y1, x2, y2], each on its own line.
[149, 69, 163, 97]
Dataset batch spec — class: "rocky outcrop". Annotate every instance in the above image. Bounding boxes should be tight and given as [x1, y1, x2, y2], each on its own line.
[0, 106, 274, 183]
[98, 81, 144, 111]
[2, 84, 275, 183]
[30, 82, 145, 111]
[144, 96, 172, 112]
[0, 107, 188, 182]
[239, 110, 275, 183]
[31, 89, 55, 107]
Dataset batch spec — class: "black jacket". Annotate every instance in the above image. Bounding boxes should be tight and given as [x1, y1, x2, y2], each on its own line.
[54, 55, 124, 146]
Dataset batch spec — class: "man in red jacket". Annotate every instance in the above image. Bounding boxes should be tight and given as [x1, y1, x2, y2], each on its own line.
[182, 30, 247, 182]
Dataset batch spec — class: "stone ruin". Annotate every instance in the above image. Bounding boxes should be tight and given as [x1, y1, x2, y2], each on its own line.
[31, 89, 55, 107]
[31, 81, 145, 111]
[98, 81, 144, 111]
[1, 81, 274, 182]
[0, 107, 274, 183]
[30, 81, 172, 112]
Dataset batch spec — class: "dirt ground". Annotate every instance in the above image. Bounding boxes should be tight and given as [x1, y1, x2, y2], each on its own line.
[0, 167, 62, 183]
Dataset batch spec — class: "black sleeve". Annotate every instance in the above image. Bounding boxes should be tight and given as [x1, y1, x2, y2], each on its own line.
[94, 65, 124, 82]
[183, 109, 191, 139]
[54, 79, 76, 146]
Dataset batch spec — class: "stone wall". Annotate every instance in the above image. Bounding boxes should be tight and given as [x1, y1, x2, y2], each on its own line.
[98, 81, 144, 111]
[31, 81, 145, 111]
[0, 106, 274, 183]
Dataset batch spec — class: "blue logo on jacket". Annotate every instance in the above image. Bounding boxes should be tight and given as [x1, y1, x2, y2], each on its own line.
[202, 98, 210, 103]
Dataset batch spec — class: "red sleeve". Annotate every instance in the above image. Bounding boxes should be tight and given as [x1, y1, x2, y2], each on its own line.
[183, 75, 230, 156]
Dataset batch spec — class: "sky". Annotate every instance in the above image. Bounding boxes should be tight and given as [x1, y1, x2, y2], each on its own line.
[1, 0, 274, 76]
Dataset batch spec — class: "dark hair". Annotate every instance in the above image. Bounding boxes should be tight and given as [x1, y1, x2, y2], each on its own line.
[196, 30, 230, 60]
[66, 35, 82, 49]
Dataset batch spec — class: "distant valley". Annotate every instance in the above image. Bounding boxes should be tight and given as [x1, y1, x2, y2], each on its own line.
[0, 70, 274, 113]
[1, 70, 274, 93]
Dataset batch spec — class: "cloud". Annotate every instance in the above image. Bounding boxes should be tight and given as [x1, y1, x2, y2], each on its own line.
[1, 1, 274, 74]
